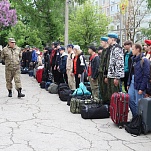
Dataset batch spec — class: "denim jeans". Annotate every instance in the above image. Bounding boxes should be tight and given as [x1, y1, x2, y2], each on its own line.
[128, 75, 144, 117]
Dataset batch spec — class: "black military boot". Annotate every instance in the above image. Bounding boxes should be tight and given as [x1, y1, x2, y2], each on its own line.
[8, 90, 12, 97]
[17, 88, 25, 98]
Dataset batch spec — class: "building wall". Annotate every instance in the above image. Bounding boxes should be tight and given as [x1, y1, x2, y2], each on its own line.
[94, 0, 151, 42]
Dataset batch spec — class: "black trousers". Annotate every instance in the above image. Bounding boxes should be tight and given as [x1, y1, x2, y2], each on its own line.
[75, 74, 80, 89]
[123, 72, 129, 93]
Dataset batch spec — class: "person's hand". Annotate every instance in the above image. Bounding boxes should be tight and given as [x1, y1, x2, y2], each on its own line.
[114, 79, 119, 86]
[57, 66, 59, 70]
[138, 90, 143, 95]
[91, 78, 94, 81]
[71, 73, 74, 76]
[127, 86, 129, 90]
[78, 74, 81, 78]
[104, 78, 108, 84]
[54, 66, 56, 70]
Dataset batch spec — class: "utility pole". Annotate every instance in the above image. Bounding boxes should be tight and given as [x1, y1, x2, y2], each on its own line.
[65, 0, 69, 49]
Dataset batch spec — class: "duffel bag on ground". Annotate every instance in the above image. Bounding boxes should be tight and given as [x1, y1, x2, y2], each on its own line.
[58, 83, 69, 95]
[67, 94, 91, 106]
[40, 81, 46, 89]
[21, 67, 28, 74]
[45, 82, 51, 91]
[70, 97, 92, 114]
[48, 83, 58, 94]
[59, 89, 72, 102]
[81, 103, 110, 119]
[28, 70, 34, 77]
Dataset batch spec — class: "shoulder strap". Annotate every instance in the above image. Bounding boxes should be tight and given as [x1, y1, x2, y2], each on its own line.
[70, 53, 73, 59]
[89, 54, 98, 61]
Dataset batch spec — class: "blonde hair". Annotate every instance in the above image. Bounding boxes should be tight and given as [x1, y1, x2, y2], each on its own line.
[73, 45, 82, 56]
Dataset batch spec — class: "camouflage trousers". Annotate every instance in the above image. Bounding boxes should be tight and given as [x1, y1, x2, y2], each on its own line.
[107, 78, 120, 103]
[5, 69, 22, 90]
[98, 74, 120, 105]
[98, 73, 109, 104]
[88, 76, 99, 102]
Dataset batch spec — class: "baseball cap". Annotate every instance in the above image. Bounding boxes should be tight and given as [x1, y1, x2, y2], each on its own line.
[8, 38, 16, 43]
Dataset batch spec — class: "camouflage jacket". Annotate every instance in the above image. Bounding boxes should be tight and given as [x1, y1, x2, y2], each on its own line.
[99, 47, 111, 78]
[107, 43, 124, 79]
[1, 45, 22, 70]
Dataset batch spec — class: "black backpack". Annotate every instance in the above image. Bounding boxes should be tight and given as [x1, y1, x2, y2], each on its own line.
[125, 115, 142, 136]
[58, 83, 72, 101]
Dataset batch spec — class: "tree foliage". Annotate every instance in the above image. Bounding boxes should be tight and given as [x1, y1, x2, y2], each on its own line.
[141, 28, 151, 40]
[69, 0, 110, 53]
[147, 0, 151, 8]
[7, 21, 42, 48]
[126, 0, 149, 42]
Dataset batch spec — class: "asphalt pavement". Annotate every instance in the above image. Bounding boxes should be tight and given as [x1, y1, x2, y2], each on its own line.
[0, 64, 151, 151]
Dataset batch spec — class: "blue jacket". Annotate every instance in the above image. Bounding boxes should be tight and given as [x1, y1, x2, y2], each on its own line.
[59, 52, 68, 73]
[127, 54, 150, 91]
[31, 50, 37, 62]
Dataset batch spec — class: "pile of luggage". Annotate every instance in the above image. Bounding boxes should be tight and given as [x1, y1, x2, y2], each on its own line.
[21, 65, 151, 136]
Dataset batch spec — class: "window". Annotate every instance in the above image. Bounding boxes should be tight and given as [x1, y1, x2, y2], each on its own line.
[111, 6, 114, 12]
[107, 7, 110, 15]
[137, 21, 140, 27]
[102, 0, 105, 5]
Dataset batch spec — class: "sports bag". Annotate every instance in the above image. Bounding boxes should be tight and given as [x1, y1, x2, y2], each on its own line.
[58, 83, 69, 95]
[59, 89, 72, 101]
[81, 103, 110, 119]
[48, 83, 58, 94]
[21, 67, 28, 74]
[125, 115, 142, 136]
[70, 98, 92, 114]
[40, 81, 46, 89]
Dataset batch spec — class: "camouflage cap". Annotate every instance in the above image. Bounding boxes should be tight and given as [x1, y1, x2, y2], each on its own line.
[8, 38, 16, 43]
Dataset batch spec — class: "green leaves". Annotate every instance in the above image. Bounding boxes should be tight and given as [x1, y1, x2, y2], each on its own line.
[7, 21, 42, 48]
[69, 0, 110, 53]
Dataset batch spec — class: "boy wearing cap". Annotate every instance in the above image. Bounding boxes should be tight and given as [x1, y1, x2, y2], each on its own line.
[88, 46, 100, 101]
[66, 44, 76, 90]
[107, 33, 124, 101]
[98, 37, 110, 104]
[1, 38, 25, 98]
[57, 47, 68, 84]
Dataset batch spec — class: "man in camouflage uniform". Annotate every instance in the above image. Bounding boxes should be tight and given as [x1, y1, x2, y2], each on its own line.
[107, 33, 124, 102]
[1, 38, 25, 98]
[98, 37, 110, 104]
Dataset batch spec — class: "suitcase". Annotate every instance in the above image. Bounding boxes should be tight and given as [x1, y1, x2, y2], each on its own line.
[70, 97, 92, 114]
[138, 97, 151, 134]
[110, 92, 129, 126]
[81, 104, 110, 119]
[36, 68, 44, 83]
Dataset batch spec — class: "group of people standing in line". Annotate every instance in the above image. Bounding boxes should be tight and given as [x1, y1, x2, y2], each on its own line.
[1, 33, 151, 118]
